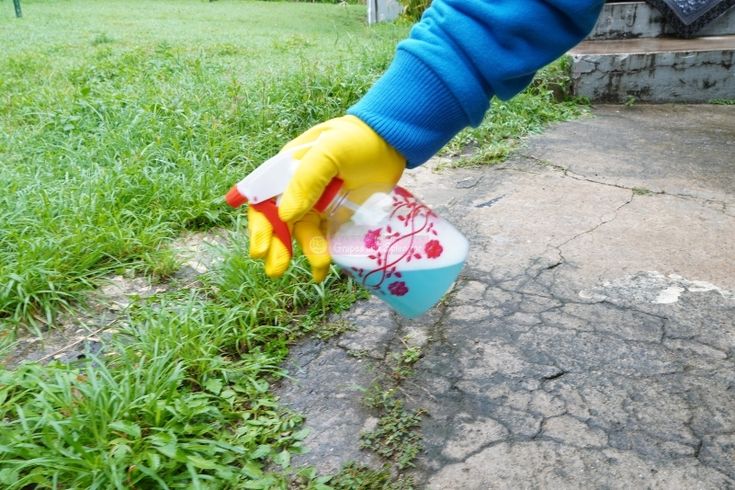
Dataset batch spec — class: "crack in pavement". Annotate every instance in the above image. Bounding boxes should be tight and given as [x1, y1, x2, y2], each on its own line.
[518, 152, 735, 215]
[551, 191, 634, 254]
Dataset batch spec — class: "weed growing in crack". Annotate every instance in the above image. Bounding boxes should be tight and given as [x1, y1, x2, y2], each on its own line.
[386, 338, 425, 381]
[314, 319, 357, 341]
[325, 462, 415, 489]
[356, 342, 429, 472]
[360, 392, 426, 470]
[290, 463, 416, 489]
[401, 345, 422, 364]
[632, 187, 655, 196]
[348, 348, 374, 360]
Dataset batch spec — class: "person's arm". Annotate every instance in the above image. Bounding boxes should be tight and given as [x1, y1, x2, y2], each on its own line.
[249, 0, 605, 280]
[349, 0, 604, 168]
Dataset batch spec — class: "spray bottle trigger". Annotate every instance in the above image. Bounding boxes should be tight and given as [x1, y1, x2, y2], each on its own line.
[246, 178, 342, 258]
[314, 177, 344, 213]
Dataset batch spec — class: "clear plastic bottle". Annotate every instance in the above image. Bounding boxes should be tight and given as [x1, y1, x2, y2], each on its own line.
[224, 145, 469, 319]
[319, 182, 469, 318]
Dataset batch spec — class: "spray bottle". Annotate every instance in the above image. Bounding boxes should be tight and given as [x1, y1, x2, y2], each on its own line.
[224, 147, 468, 318]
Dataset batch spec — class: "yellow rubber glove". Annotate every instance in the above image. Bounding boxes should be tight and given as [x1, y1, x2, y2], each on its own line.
[248, 115, 406, 282]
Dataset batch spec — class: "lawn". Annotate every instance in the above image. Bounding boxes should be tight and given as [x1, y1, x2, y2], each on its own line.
[0, 1, 587, 487]
[1, 1, 400, 487]
[0, 0, 405, 330]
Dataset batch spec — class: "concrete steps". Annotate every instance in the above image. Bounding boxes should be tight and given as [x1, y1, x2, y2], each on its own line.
[589, 1, 735, 39]
[571, 35, 735, 102]
[570, 2, 735, 102]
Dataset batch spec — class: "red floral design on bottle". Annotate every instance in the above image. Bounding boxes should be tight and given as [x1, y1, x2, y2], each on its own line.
[424, 239, 443, 259]
[388, 281, 409, 296]
[346, 186, 441, 298]
[363, 228, 381, 251]
[393, 186, 412, 199]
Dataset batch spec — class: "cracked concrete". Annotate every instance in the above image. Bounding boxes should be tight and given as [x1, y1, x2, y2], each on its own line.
[276, 105, 735, 487]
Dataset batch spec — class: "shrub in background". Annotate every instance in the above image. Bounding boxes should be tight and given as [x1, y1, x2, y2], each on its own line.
[400, 0, 430, 21]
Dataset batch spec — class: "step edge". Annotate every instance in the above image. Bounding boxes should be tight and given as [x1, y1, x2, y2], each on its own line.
[571, 35, 735, 55]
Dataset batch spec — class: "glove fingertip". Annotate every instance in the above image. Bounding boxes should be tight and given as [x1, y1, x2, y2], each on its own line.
[248, 209, 272, 259]
[249, 243, 267, 260]
[278, 195, 308, 223]
[306, 249, 331, 282]
[312, 265, 330, 283]
[264, 240, 291, 278]
[264, 263, 286, 278]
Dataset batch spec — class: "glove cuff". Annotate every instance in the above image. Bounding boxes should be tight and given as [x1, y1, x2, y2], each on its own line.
[347, 50, 470, 169]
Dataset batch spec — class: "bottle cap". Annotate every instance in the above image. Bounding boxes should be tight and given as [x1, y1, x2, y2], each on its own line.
[352, 192, 392, 226]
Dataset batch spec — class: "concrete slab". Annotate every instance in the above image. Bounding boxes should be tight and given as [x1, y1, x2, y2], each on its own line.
[521, 105, 735, 205]
[570, 36, 735, 103]
[589, 2, 735, 40]
[275, 105, 735, 487]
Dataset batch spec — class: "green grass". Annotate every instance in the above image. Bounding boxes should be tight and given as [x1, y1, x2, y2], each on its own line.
[443, 56, 590, 166]
[3, 0, 382, 71]
[1, 0, 588, 487]
[0, 235, 367, 488]
[0, 0, 405, 330]
[709, 98, 735, 105]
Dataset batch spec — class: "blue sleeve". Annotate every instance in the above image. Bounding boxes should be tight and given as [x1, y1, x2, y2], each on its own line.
[347, 0, 604, 168]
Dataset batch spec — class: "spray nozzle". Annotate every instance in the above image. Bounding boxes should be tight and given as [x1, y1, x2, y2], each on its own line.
[223, 145, 344, 257]
[224, 144, 343, 212]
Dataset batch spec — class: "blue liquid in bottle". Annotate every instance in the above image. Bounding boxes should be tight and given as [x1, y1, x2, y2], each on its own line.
[327, 185, 469, 318]
[365, 261, 465, 318]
